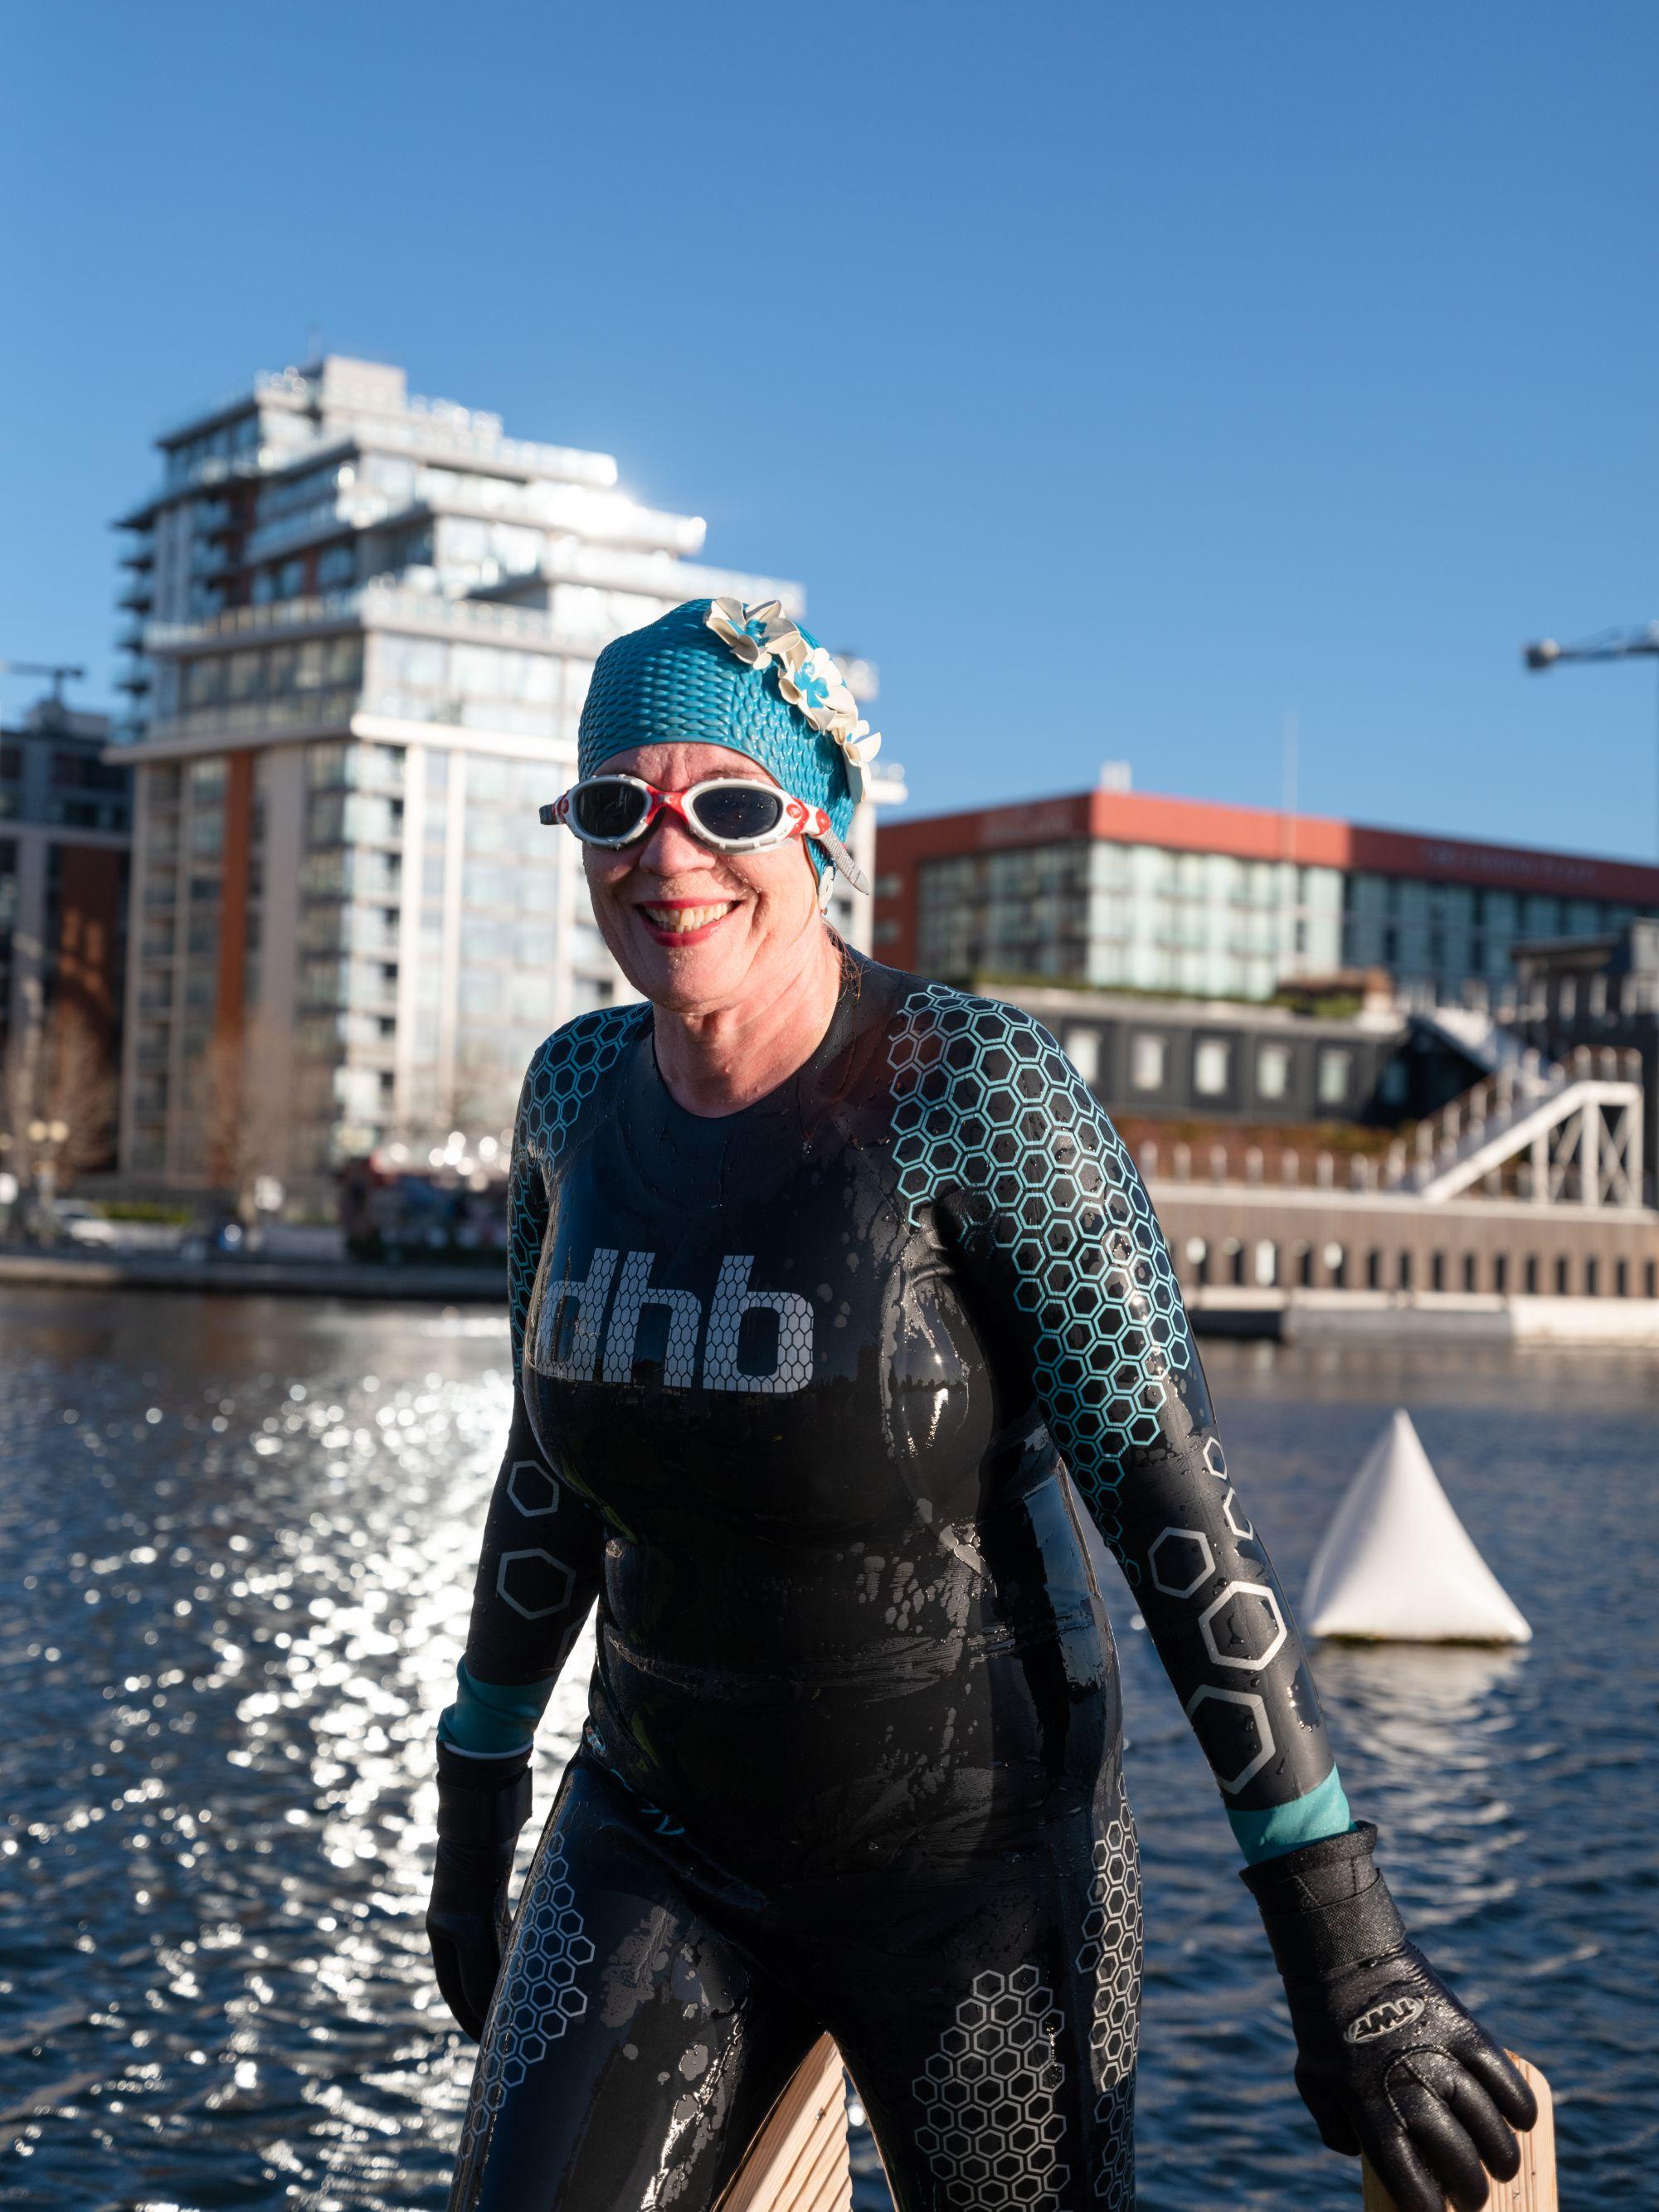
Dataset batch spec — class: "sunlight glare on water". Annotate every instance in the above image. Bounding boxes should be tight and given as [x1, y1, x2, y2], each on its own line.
[0, 1294, 1654, 2209]
[0, 1292, 596, 2210]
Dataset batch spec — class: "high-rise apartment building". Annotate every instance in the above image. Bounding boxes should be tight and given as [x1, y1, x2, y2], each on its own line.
[114, 356, 892, 1190]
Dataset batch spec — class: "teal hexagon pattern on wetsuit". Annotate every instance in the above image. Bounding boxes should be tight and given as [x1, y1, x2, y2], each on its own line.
[888, 983, 1191, 1565]
[883, 978, 1351, 1852]
[506, 1003, 651, 1377]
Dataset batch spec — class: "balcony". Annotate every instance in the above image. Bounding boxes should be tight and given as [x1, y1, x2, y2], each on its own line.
[119, 578, 154, 613]
[144, 685, 362, 748]
[244, 491, 395, 565]
[145, 583, 572, 658]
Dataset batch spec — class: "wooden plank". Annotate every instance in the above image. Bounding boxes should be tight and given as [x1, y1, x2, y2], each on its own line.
[718, 2034, 853, 2212]
[1363, 2056, 1554, 2212]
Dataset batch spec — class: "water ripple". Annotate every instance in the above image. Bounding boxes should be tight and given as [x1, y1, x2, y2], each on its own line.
[0, 1295, 1654, 2205]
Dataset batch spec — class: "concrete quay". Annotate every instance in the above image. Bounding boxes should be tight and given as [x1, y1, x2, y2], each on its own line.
[0, 1247, 503, 1303]
[1187, 1285, 1659, 1344]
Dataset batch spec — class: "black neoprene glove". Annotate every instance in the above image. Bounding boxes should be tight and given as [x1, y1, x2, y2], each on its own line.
[1242, 1822, 1537, 2212]
[426, 1743, 533, 2040]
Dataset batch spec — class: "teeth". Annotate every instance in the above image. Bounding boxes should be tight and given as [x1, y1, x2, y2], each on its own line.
[640, 903, 732, 933]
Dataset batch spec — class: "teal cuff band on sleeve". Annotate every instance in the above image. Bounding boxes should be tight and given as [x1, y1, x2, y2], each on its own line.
[436, 1659, 558, 1758]
[1228, 1767, 1355, 1866]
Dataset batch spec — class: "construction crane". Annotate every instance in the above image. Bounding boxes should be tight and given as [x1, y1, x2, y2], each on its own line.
[0, 659, 87, 707]
[1522, 623, 1659, 860]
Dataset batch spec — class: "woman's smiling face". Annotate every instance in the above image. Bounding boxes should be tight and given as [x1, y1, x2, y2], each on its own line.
[581, 741, 825, 1015]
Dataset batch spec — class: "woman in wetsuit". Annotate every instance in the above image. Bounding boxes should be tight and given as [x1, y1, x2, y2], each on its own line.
[426, 598, 1535, 2212]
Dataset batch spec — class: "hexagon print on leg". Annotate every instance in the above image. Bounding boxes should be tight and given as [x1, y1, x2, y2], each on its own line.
[446, 1760, 820, 2212]
[454, 1827, 594, 2182]
[912, 1965, 1073, 2212]
[1073, 1803, 1141, 2210]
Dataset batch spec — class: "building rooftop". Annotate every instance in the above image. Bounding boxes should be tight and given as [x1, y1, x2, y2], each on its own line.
[879, 785, 1659, 905]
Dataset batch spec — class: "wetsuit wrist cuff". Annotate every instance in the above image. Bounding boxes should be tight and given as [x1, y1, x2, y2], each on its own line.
[1239, 1820, 1408, 1980]
[435, 1753, 533, 1850]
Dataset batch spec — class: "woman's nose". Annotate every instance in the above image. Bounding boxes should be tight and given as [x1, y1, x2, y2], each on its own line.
[638, 806, 708, 874]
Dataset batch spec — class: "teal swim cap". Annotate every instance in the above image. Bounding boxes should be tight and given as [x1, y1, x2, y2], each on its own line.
[577, 598, 877, 893]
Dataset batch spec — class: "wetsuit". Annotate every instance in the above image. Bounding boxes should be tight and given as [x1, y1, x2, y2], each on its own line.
[440, 945, 1350, 2211]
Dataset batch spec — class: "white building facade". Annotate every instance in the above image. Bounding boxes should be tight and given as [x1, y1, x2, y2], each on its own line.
[114, 357, 892, 1191]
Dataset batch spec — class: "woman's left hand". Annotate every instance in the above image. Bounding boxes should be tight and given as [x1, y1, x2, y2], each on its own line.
[1242, 1822, 1537, 2212]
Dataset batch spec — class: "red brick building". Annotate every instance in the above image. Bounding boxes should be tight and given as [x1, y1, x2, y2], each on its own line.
[873, 786, 1659, 1006]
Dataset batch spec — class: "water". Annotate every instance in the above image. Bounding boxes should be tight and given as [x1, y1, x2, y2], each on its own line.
[1, 1291, 1654, 2210]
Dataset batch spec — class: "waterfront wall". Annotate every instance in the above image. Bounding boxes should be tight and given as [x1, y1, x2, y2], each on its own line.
[1150, 1179, 1659, 1301]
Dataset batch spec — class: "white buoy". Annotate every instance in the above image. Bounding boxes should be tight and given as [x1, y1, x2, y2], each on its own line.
[1303, 1409, 1531, 1645]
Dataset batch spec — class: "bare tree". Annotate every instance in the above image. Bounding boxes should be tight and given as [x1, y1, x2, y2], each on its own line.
[449, 1034, 519, 1146]
[388, 1036, 518, 1166]
[0, 998, 119, 1218]
[41, 1000, 119, 1174]
[189, 1015, 294, 1218]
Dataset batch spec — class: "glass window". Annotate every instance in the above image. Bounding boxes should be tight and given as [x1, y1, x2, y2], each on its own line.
[1317, 1048, 1352, 1106]
[1194, 1038, 1230, 1096]
[1257, 1042, 1292, 1100]
[1131, 1033, 1165, 1091]
[1064, 1028, 1101, 1082]
[318, 542, 356, 591]
[182, 659, 223, 708]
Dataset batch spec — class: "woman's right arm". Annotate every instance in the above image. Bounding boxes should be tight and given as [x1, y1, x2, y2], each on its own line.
[427, 1051, 606, 2039]
[439, 1055, 606, 1765]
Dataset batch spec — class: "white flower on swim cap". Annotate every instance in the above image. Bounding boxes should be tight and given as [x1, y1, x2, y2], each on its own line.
[776, 642, 860, 739]
[704, 597, 797, 669]
[705, 598, 878, 804]
[834, 719, 883, 805]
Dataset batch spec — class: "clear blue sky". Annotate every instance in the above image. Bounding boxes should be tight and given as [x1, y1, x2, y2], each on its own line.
[5, 2, 1657, 858]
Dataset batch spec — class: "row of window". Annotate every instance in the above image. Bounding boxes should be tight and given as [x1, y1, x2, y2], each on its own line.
[907, 843, 1655, 969]
[1182, 1237, 1657, 1300]
[179, 637, 363, 708]
[1063, 1025, 1360, 1106]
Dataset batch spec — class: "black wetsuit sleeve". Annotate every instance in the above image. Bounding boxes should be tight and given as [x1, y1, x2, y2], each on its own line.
[890, 989, 1350, 1856]
[440, 1052, 607, 1757]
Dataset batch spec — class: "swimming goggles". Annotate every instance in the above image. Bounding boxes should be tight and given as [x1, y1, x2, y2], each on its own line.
[540, 773, 867, 892]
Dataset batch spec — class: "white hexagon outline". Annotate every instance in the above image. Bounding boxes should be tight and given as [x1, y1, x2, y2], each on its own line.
[496, 1547, 576, 1621]
[1199, 1580, 1288, 1672]
[506, 1458, 560, 1518]
[1183, 1683, 1275, 1794]
[1222, 1486, 1254, 1541]
[1147, 1525, 1214, 1599]
[1203, 1437, 1228, 1481]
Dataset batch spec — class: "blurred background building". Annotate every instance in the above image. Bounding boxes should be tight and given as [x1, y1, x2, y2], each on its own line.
[874, 778, 1659, 1007]
[0, 679, 130, 1191]
[111, 356, 899, 1195]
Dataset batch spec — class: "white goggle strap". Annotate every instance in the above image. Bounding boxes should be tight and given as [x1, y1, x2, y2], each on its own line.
[814, 822, 870, 897]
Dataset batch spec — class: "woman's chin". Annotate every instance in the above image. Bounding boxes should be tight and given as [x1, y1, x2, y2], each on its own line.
[621, 912, 753, 1007]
